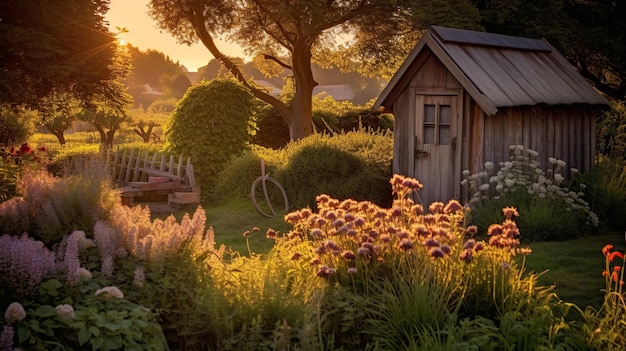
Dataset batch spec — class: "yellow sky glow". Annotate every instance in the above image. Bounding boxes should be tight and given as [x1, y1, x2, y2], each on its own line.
[105, 0, 245, 72]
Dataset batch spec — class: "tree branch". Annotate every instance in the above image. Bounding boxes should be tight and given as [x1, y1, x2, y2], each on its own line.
[188, 3, 292, 120]
[263, 54, 292, 70]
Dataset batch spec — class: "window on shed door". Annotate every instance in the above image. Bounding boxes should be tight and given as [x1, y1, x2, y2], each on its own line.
[423, 103, 451, 145]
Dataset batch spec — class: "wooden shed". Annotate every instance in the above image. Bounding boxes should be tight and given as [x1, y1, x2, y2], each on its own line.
[374, 25, 609, 205]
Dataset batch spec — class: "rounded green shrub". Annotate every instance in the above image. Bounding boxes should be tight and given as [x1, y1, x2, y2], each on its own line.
[277, 143, 390, 209]
[0, 106, 35, 145]
[165, 79, 256, 199]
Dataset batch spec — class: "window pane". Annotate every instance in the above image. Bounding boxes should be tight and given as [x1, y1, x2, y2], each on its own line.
[440, 105, 451, 124]
[424, 105, 436, 123]
[424, 126, 435, 144]
[439, 126, 450, 145]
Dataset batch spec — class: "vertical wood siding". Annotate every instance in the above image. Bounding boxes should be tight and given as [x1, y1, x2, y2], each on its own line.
[473, 105, 597, 178]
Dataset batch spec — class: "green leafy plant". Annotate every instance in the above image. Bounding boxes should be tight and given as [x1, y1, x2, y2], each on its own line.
[165, 79, 257, 200]
[11, 294, 167, 351]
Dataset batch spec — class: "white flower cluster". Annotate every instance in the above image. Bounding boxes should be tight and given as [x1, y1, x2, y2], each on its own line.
[55, 304, 75, 319]
[461, 145, 598, 227]
[95, 286, 124, 299]
[4, 302, 26, 324]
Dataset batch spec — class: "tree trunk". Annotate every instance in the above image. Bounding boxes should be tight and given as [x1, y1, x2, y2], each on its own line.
[45, 124, 66, 145]
[133, 124, 153, 143]
[94, 124, 107, 144]
[106, 129, 116, 148]
[284, 40, 316, 140]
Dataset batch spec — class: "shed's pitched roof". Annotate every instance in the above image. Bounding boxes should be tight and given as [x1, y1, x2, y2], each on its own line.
[375, 26, 609, 115]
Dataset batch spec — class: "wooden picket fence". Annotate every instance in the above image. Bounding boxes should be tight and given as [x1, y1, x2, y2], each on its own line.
[102, 147, 199, 206]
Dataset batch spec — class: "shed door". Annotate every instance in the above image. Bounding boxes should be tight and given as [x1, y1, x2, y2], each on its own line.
[414, 94, 459, 206]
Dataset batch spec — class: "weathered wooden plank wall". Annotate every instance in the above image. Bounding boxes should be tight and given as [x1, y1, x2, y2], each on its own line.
[471, 105, 596, 178]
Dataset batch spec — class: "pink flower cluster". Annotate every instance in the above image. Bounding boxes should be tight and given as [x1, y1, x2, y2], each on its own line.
[280, 174, 491, 278]
[0, 234, 56, 294]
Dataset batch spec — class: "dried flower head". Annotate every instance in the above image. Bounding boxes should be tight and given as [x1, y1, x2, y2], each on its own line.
[95, 286, 124, 299]
[4, 302, 26, 324]
[78, 267, 92, 281]
[55, 304, 75, 319]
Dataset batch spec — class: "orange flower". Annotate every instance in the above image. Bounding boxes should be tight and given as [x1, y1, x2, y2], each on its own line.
[602, 270, 609, 277]
[609, 251, 625, 262]
[602, 244, 614, 256]
[502, 206, 519, 219]
[614, 266, 622, 272]
[612, 271, 619, 282]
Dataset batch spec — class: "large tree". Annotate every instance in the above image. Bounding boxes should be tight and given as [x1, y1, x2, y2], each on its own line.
[0, 0, 120, 110]
[149, 0, 479, 140]
[473, 0, 626, 101]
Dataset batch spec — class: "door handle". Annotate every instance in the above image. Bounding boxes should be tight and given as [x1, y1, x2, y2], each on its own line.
[415, 149, 429, 158]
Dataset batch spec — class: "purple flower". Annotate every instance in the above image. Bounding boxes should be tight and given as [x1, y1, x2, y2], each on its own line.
[1, 325, 14, 350]
[415, 225, 430, 237]
[440, 244, 451, 254]
[342, 251, 356, 261]
[460, 249, 474, 263]
[299, 208, 313, 219]
[466, 225, 478, 235]
[397, 238, 414, 251]
[402, 178, 423, 190]
[390, 207, 403, 217]
[443, 200, 463, 214]
[316, 194, 331, 204]
[325, 241, 340, 251]
[325, 211, 337, 221]
[344, 213, 355, 222]
[411, 204, 424, 216]
[463, 239, 476, 250]
[284, 212, 301, 224]
[424, 238, 439, 248]
[332, 218, 345, 228]
[397, 230, 410, 239]
[310, 228, 323, 238]
[357, 247, 370, 256]
[314, 245, 327, 255]
[353, 217, 366, 227]
[429, 202, 445, 214]
[0, 234, 56, 293]
[429, 248, 445, 259]
[266, 228, 279, 239]
[316, 265, 336, 278]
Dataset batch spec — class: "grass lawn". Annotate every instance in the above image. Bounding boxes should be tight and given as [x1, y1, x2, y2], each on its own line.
[522, 231, 626, 310]
[153, 197, 293, 255]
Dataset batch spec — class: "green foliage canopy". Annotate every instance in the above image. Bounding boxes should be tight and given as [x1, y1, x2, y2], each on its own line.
[165, 79, 256, 196]
[0, 0, 120, 109]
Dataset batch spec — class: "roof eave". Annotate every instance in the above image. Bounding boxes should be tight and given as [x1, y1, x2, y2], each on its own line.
[374, 27, 499, 116]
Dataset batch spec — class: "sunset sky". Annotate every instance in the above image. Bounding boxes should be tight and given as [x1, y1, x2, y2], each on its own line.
[105, 0, 245, 72]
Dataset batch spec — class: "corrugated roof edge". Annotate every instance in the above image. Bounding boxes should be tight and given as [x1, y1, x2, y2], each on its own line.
[430, 26, 552, 52]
